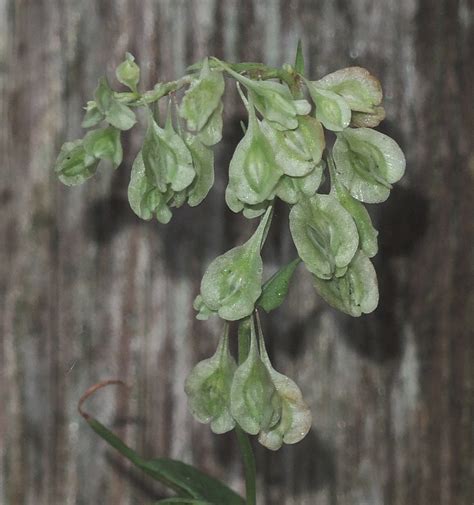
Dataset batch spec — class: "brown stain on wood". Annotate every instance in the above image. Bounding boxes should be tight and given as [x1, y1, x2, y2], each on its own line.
[1, 0, 473, 504]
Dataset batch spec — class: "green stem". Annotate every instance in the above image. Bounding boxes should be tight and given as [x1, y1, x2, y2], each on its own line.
[235, 426, 257, 505]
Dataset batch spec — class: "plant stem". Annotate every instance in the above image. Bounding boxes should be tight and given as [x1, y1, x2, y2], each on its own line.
[235, 425, 257, 505]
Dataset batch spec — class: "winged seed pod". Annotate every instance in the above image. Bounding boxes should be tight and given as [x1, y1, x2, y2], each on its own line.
[328, 156, 378, 258]
[256, 318, 312, 450]
[54, 139, 99, 186]
[94, 77, 137, 131]
[226, 88, 283, 207]
[261, 115, 325, 177]
[183, 134, 215, 207]
[179, 58, 225, 132]
[304, 79, 351, 132]
[314, 67, 383, 114]
[217, 60, 310, 130]
[128, 151, 174, 223]
[184, 324, 237, 434]
[197, 207, 272, 321]
[142, 110, 195, 193]
[197, 101, 224, 146]
[115, 52, 140, 93]
[275, 164, 324, 205]
[332, 127, 406, 203]
[230, 317, 281, 435]
[313, 250, 379, 316]
[289, 194, 359, 279]
[83, 126, 123, 168]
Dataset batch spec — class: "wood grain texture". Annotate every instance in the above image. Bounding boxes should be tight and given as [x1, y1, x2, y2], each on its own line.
[1, 0, 473, 504]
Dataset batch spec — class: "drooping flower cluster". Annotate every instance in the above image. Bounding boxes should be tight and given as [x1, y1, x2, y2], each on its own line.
[185, 317, 311, 450]
[53, 50, 406, 450]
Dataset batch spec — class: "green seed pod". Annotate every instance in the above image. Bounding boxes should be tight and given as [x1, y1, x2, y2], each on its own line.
[289, 194, 359, 279]
[227, 88, 283, 206]
[328, 156, 378, 258]
[218, 61, 310, 130]
[332, 127, 406, 203]
[313, 250, 379, 316]
[185, 324, 237, 434]
[261, 115, 325, 177]
[256, 319, 312, 450]
[193, 294, 217, 320]
[94, 77, 137, 131]
[275, 163, 324, 204]
[180, 58, 225, 132]
[230, 318, 281, 435]
[83, 126, 122, 168]
[115, 52, 140, 93]
[183, 135, 215, 207]
[305, 79, 351, 132]
[197, 101, 224, 146]
[197, 207, 272, 321]
[314, 67, 382, 113]
[128, 151, 172, 223]
[54, 139, 99, 186]
[142, 111, 195, 193]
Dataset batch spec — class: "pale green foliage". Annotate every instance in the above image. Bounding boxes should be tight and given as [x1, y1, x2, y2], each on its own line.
[83, 126, 122, 168]
[305, 81, 351, 131]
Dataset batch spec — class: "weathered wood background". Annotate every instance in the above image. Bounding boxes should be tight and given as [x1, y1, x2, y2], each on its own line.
[1, 0, 473, 504]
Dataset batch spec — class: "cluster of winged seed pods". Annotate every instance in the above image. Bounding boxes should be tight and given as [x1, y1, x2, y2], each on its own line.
[54, 50, 405, 450]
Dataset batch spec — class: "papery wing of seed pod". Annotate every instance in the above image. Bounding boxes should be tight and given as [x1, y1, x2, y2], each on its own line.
[180, 58, 225, 132]
[184, 325, 237, 434]
[257, 324, 312, 450]
[193, 294, 217, 320]
[328, 157, 378, 257]
[305, 80, 351, 132]
[314, 67, 383, 113]
[228, 89, 283, 205]
[199, 208, 272, 321]
[242, 201, 270, 219]
[230, 320, 281, 435]
[83, 126, 123, 168]
[313, 250, 379, 316]
[275, 165, 323, 204]
[197, 101, 224, 146]
[54, 139, 99, 186]
[289, 194, 359, 279]
[350, 106, 386, 128]
[333, 127, 406, 203]
[184, 135, 215, 207]
[225, 185, 245, 213]
[128, 151, 155, 220]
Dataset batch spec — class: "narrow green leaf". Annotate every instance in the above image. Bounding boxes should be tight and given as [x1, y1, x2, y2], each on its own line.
[153, 500, 213, 505]
[85, 417, 245, 504]
[294, 40, 305, 75]
[257, 258, 301, 312]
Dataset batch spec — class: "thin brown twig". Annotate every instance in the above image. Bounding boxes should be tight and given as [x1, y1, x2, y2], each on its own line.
[78, 379, 128, 421]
